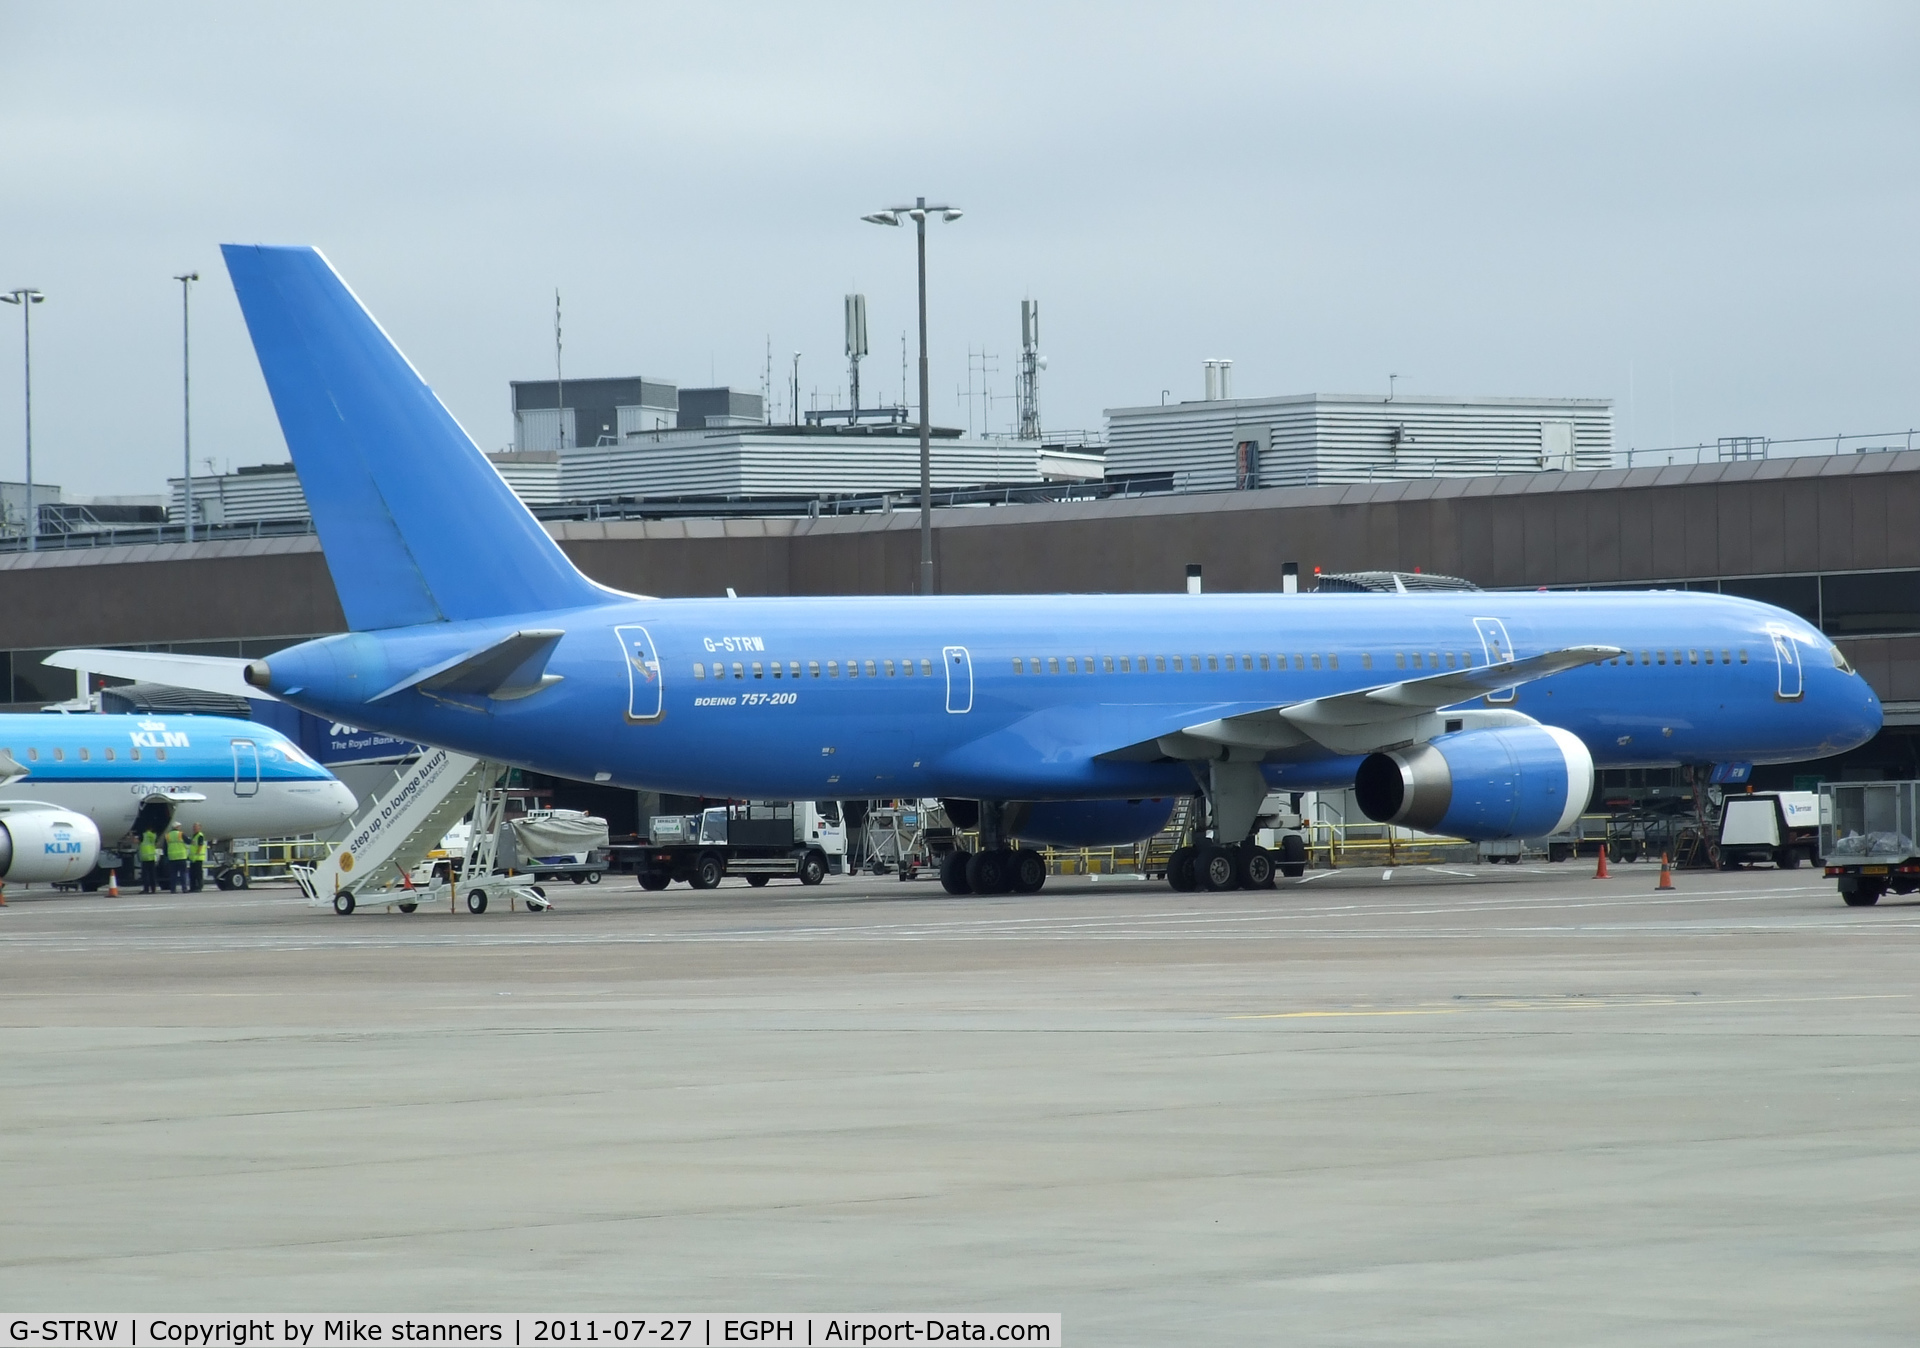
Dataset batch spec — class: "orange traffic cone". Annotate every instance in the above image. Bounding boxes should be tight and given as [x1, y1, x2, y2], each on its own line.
[108, 869, 120, 897]
[1594, 846, 1610, 880]
[1656, 852, 1675, 891]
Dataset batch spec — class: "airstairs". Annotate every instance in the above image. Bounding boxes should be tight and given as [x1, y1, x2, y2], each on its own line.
[293, 748, 495, 913]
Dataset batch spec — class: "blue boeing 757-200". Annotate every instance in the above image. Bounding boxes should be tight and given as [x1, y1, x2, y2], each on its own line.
[60, 246, 1884, 895]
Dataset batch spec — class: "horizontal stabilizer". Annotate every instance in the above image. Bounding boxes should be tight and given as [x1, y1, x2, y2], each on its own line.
[372, 629, 566, 702]
[45, 649, 263, 702]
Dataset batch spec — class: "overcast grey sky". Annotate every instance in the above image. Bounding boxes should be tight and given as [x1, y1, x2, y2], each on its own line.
[2, 2, 1915, 498]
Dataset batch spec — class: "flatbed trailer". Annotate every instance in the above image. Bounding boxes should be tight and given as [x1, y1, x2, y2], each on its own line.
[1819, 780, 1920, 906]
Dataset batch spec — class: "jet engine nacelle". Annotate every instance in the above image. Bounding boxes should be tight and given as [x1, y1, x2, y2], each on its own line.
[1353, 725, 1594, 841]
[0, 805, 102, 883]
[1004, 798, 1178, 849]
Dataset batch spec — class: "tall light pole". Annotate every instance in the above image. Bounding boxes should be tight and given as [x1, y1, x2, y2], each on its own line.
[862, 197, 962, 596]
[174, 272, 198, 541]
[2, 288, 45, 551]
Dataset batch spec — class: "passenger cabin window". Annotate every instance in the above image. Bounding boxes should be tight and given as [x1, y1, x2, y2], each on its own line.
[809, 661, 820, 677]
[771, 662, 782, 678]
[53, 748, 63, 761]
[1155, 656, 1166, 672]
[155, 748, 166, 761]
[1293, 655, 1304, 670]
[921, 659, 932, 675]
[104, 748, 115, 761]
[1065, 657, 1077, 673]
[78, 748, 88, 761]
[1329, 654, 1339, 670]
[790, 661, 801, 678]
[1047, 657, 1059, 674]
[865, 660, 877, 677]
[1310, 655, 1321, 670]
[129, 748, 139, 760]
[1362, 652, 1373, 670]
[27, 748, 37, 761]
[694, 663, 707, 679]
[828, 660, 839, 676]
[733, 662, 745, 679]
[1739, 650, 1748, 663]
[883, 660, 895, 677]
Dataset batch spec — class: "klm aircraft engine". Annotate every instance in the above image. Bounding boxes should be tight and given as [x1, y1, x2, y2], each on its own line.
[1353, 725, 1594, 842]
[1002, 799, 1179, 849]
[0, 805, 102, 884]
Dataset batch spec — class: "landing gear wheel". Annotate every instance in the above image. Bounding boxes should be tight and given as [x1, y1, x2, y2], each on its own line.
[691, 850, 725, 890]
[1167, 846, 1198, 892]
[638, 871, 670, 891]
[799, 849, 828, 886]
[1277, 833, 1307, 879]
[332, 892, 355, 916]
[397, 901, 418, 914]
[940, 850, 973, 895]
[1237, 845, 1274, 890]
[587, 869, 601, 884]
[466, 889, 489, 914]
[966, 848, 1010, 896]
[747, 874, 770, 888]
[1010, 848, 1047, 894]
[1197, 845, 1238, 891]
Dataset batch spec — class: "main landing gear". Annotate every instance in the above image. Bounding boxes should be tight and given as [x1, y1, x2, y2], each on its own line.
[1164, 765, 1310, 891]
[940, 845, 1047, 896]
[939, 800, 1048, 896]
[1167, 840, 1280, 892]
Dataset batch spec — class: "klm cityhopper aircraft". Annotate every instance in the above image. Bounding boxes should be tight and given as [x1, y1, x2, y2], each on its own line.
[64, 245, 1884, 895]
[0, 713, 356, 889]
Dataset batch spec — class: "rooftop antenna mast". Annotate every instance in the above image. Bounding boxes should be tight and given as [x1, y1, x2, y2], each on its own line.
[845, 293, 868, 421]
[554, 289, 566, 449]
[1017, 299, 1043, 439]
[790, 352, 801, 428]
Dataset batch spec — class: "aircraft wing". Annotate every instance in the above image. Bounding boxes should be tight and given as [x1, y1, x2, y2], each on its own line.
[1133, 644, 1621, 759]
[45, 649, 262, 701]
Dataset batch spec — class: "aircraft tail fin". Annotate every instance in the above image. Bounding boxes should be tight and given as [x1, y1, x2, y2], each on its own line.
[221, 244, 607, 630]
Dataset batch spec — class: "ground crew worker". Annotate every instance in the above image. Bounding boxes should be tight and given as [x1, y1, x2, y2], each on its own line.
[164, 824, 189, 893]
[188, 825, 209, 892]
[138, 827, 159, 893]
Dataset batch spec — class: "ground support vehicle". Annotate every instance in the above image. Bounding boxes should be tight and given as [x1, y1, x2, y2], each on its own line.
[619, 800, 841, 890]
[507, 808, 611, 885]
[1820, 780, 1920, 906]
[1717, 790, 1820, 869]
[861, 800, 942, 879]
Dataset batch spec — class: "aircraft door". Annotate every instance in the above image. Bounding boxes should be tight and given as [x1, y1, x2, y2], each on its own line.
[1769, 627, 1804, 701]
[943, 646, 973, 714]
[231, 739, 260, 797]
[1472, 617, 1518, 703]
[614, 624, 664, 722]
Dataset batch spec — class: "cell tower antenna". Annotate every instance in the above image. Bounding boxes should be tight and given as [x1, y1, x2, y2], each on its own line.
[553, 288, 566, 449]
[764, 337, 773, 424]
[1017, 299, 1042, 439]
[845, 293, 868, 421]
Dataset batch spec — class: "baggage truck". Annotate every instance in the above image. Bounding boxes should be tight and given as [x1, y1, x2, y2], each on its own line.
[618, 800, 845, 891]
[1819, 780, 1920, 906]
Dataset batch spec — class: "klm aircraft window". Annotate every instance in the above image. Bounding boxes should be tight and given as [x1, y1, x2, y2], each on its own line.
[155, 748, 166, 761]
[26, 748, 36, 761]
[78, 748, 89, 761]
[733, 662, 745, 678]
[53, 748, 63, 761]
[865, 660, 877, 677]
[129, 748, 139, 760]
[103, 748, 114, 760]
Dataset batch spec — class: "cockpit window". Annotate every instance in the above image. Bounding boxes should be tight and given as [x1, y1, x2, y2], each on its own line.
[1831, 645, 1856, 675]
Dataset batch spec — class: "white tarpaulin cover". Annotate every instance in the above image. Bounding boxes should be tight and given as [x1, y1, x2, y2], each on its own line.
[509, 811, 609, 863]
